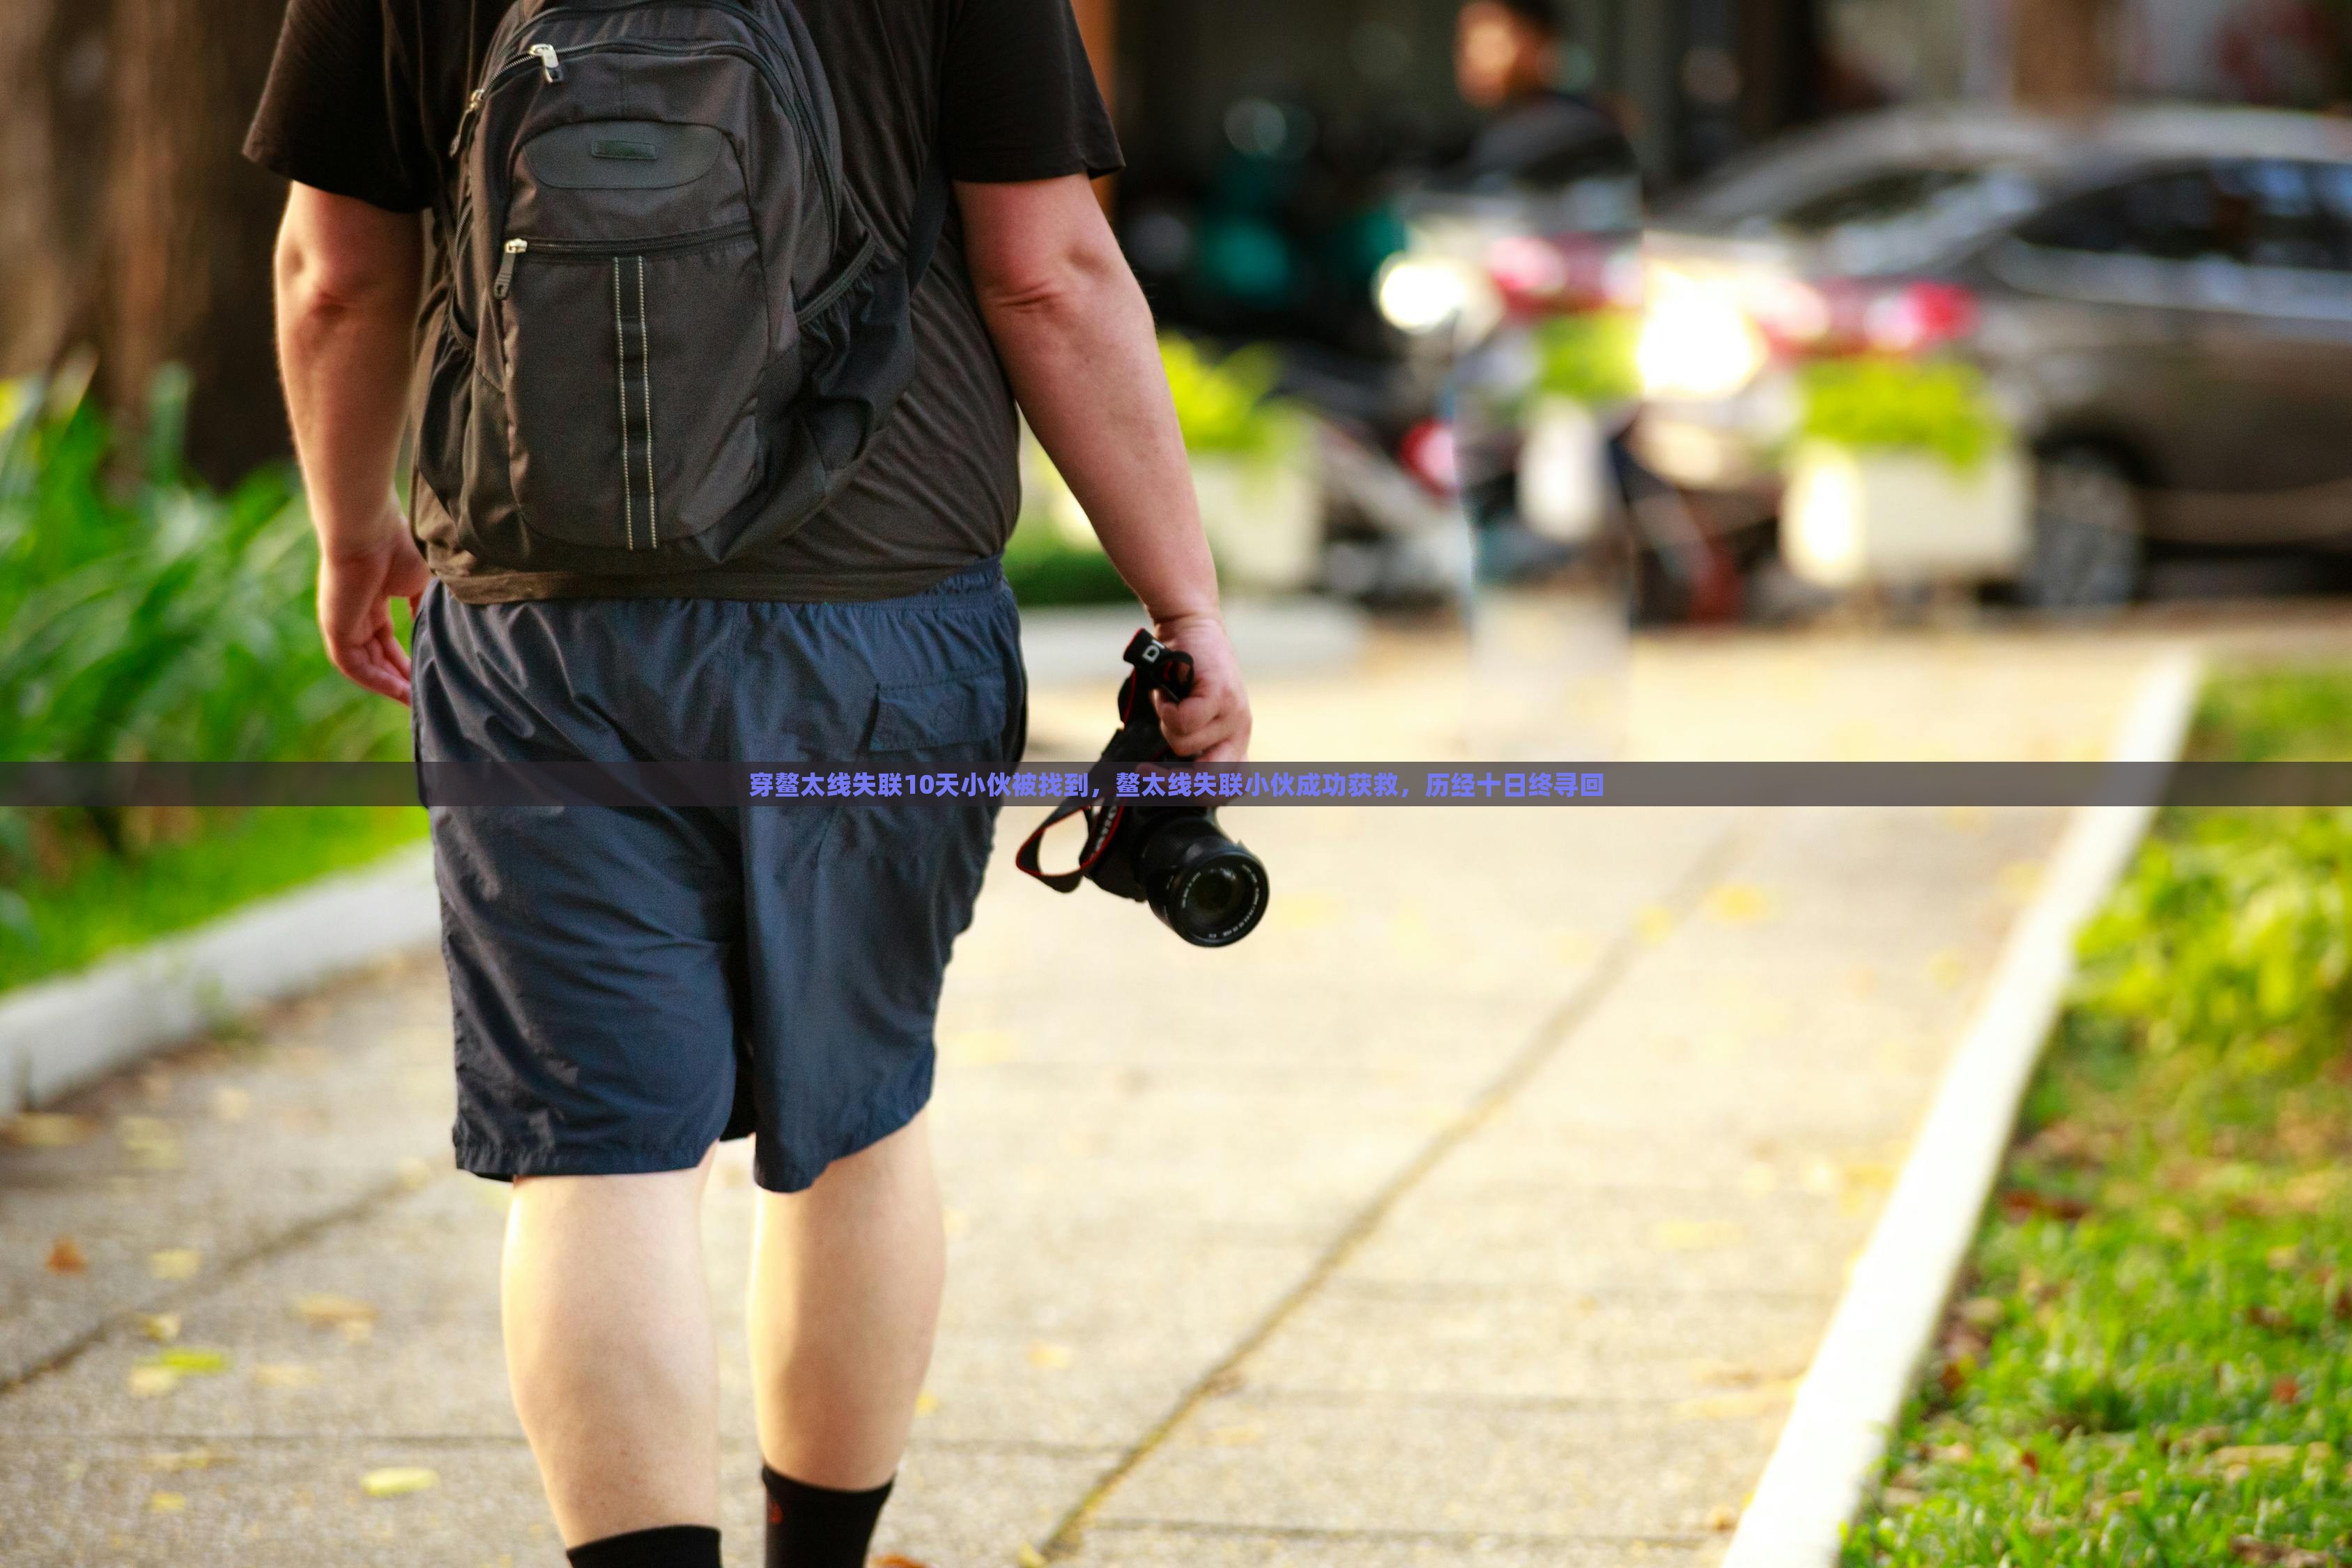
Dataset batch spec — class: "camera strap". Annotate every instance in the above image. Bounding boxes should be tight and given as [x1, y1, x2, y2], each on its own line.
[1014, 645, 1185, 893]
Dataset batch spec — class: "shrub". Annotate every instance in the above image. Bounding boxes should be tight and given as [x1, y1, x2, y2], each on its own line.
[0, 367, 408, 935]
[1796, 356, 2006, 472]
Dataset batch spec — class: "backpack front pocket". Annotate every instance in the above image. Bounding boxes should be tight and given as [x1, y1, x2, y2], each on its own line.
[498, 222, 769, 551]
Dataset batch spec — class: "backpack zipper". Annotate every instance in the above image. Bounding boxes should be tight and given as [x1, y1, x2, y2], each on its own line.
[450, 33, 834, 220]
[798, 231, 878, 318]
[495, 220, 759, 297]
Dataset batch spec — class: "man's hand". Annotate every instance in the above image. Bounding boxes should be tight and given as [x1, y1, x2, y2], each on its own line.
[1153, 613, 1252, 764]
[274, 184, 426, 705]
[318, 507, 429, 705]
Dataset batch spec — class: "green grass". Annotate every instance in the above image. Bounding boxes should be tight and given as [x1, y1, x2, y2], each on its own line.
[0, 806, 427, 992]
[1844, 668, 2352, 1568]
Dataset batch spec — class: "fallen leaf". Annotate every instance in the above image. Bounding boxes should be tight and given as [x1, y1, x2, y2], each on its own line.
[1634, 905, 1677, 945]
[148, 1348, 229, 1376]
[148, 1249, 201, 1281]
[210, 1088, 252, 1123]
[148, 1491, 187, 1514]
[45, 1237, 86, 1275]
[2244, 1305, 2300, 1335]
[295, 1293, 379, 1332]
[1015, 1546, 1047, 1568]
[1704, 1504, 1740, 1532]
[1705, 883, 1774, 924]
[1027, 1341, 1073, 1370]
[874, 1557, 936, 1568]
[2212, 1445, 2303, 1468]
[361, 1467, 438, 1499]
[3, 1113, 96, 1148]
[252, 1362, 318, 1390]
[912, 1391, 939, 1417]
[127, 1366, 180, 1399]
[117, 1116, 183, 1170]
[395, 1157, 435, 1190]
[1999, 1189, 2092, 1222]
[1927, 950, 1967, 989]
[2231, 1538, 2332, 1567]
[2272, 1376, 2303, 1405]
[1653, 1220, 1744, 1252]
[138, 1314, 181, 1343]
[145, 1447, 230, 1473]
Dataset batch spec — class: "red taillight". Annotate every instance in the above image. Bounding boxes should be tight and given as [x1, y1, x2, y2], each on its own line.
[1486, 235, 1638, 318]
[1859, 281, 1978, 355]
[1757, 278, 1978, 360]
[1399, 418, 1459, 495]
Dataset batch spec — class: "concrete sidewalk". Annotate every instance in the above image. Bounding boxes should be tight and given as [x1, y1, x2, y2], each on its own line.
[0, 620, 2177, 1568]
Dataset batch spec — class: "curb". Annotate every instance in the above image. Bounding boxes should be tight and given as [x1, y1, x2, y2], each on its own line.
[0, 845, 439, 1119]
[1721, 647, 2205, 1568]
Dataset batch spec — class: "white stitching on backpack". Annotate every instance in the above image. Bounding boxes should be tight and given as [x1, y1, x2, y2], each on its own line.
[638, 254, 657, 549]
[614, 257, 636, 551]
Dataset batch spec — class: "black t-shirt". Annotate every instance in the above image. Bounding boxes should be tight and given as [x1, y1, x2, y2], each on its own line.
[247, 0, 1123, 601]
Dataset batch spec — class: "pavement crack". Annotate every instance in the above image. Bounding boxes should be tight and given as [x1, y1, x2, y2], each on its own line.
[0, 1167, 442, 1397]
[1033, 819, 1755, 1560]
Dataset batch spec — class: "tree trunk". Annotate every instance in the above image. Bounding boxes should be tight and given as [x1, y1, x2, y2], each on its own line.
[0, 0, 291, 486]
[2012, 0, 2114, 110]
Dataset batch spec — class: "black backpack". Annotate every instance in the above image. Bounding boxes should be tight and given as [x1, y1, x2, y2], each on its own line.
[409, 0, 946, 573]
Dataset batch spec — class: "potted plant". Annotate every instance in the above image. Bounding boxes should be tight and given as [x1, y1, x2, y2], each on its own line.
[1160, 337, 1319, 593]
[1017, 337, 1321, 594]
[1780, 356, 2024, 590]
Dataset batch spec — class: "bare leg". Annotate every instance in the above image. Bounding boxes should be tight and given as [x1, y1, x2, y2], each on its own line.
[502, 1150, 721, 1546]
[748, 1111, 944, 1490]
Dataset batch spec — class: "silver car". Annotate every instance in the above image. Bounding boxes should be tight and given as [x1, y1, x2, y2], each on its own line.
[1632, 105, 2352, 606]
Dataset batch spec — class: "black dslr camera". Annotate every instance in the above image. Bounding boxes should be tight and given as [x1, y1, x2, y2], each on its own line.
[1015, 631, 1270, 948]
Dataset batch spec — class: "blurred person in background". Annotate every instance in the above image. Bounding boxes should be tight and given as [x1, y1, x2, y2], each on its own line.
[1451, 0, 1638, 195]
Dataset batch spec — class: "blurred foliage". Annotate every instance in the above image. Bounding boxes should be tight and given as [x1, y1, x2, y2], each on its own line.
[1002, 509, 1132, 608]
[0, 806, 424, 993]
[0, 366, 415, 974]
[1797, 356, 2006, 472]
[2189, 664, 2352, 764]
[1007, 335, 1300, 607]
[1846, 671, 2352, 1568]
[1159, 336, 1309, 464]
[0, 368, 405, 768]
[1528, 311, 1640, 409]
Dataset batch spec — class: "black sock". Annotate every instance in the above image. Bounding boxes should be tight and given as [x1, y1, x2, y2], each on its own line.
[762, 1467, 895, 1568]
[567, 1524, 723, 1568]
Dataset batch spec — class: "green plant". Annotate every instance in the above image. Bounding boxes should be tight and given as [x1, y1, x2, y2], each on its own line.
[1528, 311, 1640, 409]
[1845, 670, 2352, 1568]
[1796, 356, 2006, 472]
[1159, 337, 1307, 464]
[0, 367, 405, 769]
[0, 365, 413, 976]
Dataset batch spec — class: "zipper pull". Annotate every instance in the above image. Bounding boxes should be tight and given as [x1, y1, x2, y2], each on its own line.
[448, 88, 486, 158]
[495, 238, 528, 299]
[531, 44, 563, 82]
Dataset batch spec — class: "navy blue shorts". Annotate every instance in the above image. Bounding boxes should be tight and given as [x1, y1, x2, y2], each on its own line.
[410, 558, 1024, 1193]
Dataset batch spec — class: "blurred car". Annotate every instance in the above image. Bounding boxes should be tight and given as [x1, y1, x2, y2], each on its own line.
[1633, 104, 2352, 606]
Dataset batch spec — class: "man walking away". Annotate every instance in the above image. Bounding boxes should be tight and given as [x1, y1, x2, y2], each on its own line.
[249, 2, 1251, 1565]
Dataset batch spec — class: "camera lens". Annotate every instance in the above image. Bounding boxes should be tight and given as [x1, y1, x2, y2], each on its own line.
[1136, 814, 1270, 947]
[1181, 863, 1252, 926]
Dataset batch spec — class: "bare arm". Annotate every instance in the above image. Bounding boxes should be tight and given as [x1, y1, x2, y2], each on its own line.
[958, 175, 1252, 763]
[275, 183, 429, 704]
